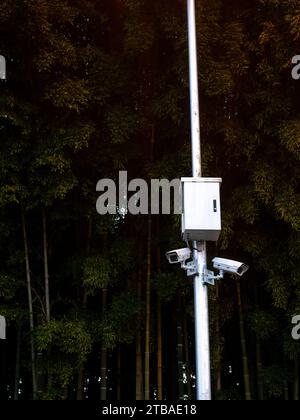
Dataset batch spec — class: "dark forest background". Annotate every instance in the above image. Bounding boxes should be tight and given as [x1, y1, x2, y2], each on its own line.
[0, 0, 300, 400]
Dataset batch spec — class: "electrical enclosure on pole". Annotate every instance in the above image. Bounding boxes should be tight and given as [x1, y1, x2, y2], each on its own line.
[187, 0, 212, 400]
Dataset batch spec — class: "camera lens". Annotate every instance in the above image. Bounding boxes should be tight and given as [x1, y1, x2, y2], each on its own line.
[169, 253, 178, 263]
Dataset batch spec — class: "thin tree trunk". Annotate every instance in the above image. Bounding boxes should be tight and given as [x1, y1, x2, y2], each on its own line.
[144, 124, 154, 400]
[283, 357, 289, 400]
[236, 280, 251, 401]
[43, 210, 52, 395]
[76, 368, 85, 401]
[156, 219, 163, 401]
[254, 281, 264, 400]
[100, 230, 109, 401]
[177, 296, 185, 400]
[157, 300, 163, 401]
[136, 269, 143, 400]
[284, 379, 289, 401]
[183, 313, 192, 400]
[144, 215, 152, 400]
[294, 358, 299, 401]
[22, 210, 37, 399]
[14, 322, 22, 400]
[170, 304, 178, 400]
[256, 339, 264, 400]
[63, 385, 68, 400]
[136, 329, 143, 400]
[117, 347, 121, 400]
[77, 220, 92, 400]
[100, 288, 108, 400]
[43, 210, 50, 323]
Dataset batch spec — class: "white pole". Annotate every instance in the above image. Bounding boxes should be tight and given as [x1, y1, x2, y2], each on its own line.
[0, 55, 6, 80]
[187, 0, 211, 400]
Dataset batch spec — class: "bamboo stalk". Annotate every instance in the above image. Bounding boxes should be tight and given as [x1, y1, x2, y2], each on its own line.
[22, 210, 37, 400]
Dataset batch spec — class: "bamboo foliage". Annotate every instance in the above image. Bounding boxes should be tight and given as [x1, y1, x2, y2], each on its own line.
[0, 0, 299, 401]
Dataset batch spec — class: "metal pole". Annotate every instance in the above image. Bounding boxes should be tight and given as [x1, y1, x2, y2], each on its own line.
[187, 0, 211, 400]
[0, 55, 6, 80]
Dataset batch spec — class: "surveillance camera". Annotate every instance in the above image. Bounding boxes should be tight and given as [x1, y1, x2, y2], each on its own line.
[212, 258, 249, 277]
[166, 248, 191, 264]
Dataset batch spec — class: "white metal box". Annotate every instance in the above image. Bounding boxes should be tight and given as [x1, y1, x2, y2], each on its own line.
[181, 177, 222, 242]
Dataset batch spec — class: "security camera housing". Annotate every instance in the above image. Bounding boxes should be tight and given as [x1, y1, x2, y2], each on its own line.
[166, 248, 191, 264]
[212, 258, 249, 277]
[181, 177, 222, 242]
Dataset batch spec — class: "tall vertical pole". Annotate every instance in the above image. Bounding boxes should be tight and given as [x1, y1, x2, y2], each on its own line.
[187, 0, 211, 400]
[0, 55, 6, 80]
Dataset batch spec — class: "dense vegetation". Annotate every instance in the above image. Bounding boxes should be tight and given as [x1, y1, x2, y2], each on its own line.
[0, 0, 299, 400]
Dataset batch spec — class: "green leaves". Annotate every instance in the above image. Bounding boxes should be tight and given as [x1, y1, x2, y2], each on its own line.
[152, 89, 184, 126]
[263, 366, 288, 399]
[279, 120, 300, 160]
[0, 0, 299, 400]
[45, 79, 90, 112]
[105, 106, 138, 145]
[274, 185, 300, 230]
[35, 319, 92, 395]
[123, 0, 156, 55]
[36, 319, 91, 362]
[231, 186, 259, 225]
[152, 272, 182, 303]
[0, 274, 18, 300]
[82, 255, 111, 292]
[252, 162, 276, 206]
[286, 7, 300, 40]
[248, 310, 278, 340]
[82, 240, 135, 293]
[100, 293, 143, 349]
